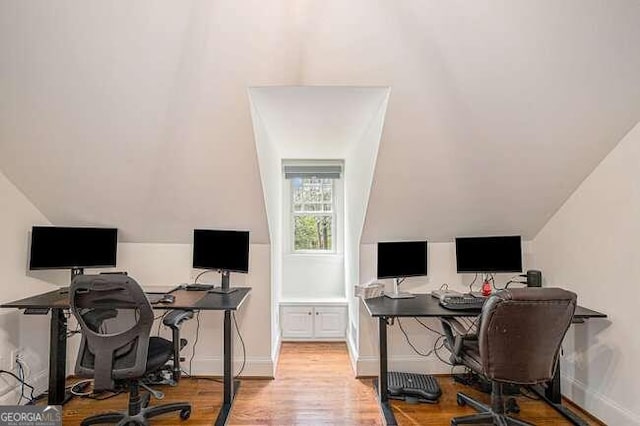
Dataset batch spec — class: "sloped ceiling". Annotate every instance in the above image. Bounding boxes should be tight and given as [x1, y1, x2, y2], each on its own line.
[1, 1, 639, 243]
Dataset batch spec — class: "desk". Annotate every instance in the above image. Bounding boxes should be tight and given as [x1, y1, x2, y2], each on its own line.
[1, 287, 251, 426]
[363, 293, 606, 426]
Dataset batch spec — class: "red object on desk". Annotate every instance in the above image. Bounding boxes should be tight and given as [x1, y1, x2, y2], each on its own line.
[481, 280, 492, 296]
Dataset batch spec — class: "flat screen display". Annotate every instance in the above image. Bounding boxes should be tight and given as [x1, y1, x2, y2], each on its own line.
[377, 241, 428, 279]
[455, 235, 522, 273]
[29, 226, 118, 270]
[192, 229, 250, 273]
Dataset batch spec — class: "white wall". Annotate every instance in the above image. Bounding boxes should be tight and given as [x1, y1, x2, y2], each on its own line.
[344, 90, 389, 355]
[0, 171, 54, 404]
[356, 241, 534, 376]
[532, 121, 640, 425]
[250, 94, 284, 364]
[282, 255, 345, 299]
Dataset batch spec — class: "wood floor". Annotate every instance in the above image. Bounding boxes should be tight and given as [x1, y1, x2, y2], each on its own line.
[60, 342, 603, 425]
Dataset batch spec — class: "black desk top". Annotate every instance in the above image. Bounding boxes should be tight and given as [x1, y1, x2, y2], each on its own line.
[363, 293, 607, 319]
[1, 287, 251, 311]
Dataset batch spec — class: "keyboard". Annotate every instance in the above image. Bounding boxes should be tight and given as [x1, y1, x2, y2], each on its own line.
[184, 284, 214, 291]
[439, 294, 486, 310]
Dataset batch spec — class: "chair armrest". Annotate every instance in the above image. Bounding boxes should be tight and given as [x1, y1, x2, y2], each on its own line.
[440, 317, 477, 365]
[162, 309, 194, 329]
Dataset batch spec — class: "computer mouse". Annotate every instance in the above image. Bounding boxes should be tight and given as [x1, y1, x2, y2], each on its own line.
[160, 294, 175, 304]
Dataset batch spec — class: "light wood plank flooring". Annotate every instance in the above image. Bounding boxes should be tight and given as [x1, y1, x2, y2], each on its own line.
[60, 342, 603, 425]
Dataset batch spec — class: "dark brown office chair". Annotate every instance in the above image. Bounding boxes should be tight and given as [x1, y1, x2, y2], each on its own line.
[70, 275, 191, 425]
[442, 288, 577, 426]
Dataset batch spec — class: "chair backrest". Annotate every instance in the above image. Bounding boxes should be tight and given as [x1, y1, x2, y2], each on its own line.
[478, 287, 577, 385]
[70, 274, 153, 391]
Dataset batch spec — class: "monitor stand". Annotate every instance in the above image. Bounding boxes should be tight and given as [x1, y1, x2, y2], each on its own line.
[209, 270, 238, 294]
[384, 278, 415, 299]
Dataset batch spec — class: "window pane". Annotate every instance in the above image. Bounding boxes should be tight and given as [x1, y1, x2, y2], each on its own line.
[294, 215, 333, 250]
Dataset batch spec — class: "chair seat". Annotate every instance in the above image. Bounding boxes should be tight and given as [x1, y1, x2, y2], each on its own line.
[146, 337, 174, 372]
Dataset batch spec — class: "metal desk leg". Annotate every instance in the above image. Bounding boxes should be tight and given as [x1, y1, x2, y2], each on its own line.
[374, 317, 397, 426]
[215, 310, 240, 426]
[48, 308, 67, 405]
[529, 359, 587, 426]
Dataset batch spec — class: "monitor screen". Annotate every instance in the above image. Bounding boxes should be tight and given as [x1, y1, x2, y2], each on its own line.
[455, 235, 522, 273]
[192, 229, 250, 273]
[377, 241, 428, 279]
[29, 226, 118, 270]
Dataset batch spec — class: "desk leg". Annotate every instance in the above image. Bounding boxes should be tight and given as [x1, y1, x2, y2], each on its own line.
[529, 359, 587, 426]
[215, 310, 240, 426]
[48, 308, 67, 405]
[375, 317, 397, 426]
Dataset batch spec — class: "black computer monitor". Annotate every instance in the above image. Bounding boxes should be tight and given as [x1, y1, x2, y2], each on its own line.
[29, 226, 118, 278]
[377, 241, 428, 279]
[192, 229, 250, 293]
[455, 235, 522, 273]
[377, 241, 427, 300]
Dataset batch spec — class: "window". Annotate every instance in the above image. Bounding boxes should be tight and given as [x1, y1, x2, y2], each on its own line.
[291, 177, 334, 251]
[284, 163, 342, 253]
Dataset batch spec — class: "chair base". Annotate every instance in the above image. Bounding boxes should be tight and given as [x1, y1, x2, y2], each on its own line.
[80, 391, 191, 426]
[451, 392, 533, 426]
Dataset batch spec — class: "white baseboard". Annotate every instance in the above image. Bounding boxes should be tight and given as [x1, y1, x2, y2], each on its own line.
[271, 333, 282, 376]
[189, 356, 274, 378]
[346, 332, 358, 374]
[561, 373, 640, 425]
[355, 355, 452, 377]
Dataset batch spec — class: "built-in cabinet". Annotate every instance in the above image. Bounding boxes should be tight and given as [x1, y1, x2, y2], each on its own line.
[280, 301, 347, 340]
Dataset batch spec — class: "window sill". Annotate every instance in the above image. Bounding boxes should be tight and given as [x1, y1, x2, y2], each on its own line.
[286, 252, 344, 258]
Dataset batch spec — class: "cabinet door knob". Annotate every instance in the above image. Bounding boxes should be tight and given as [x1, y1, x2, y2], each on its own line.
[308, 312, 311, 315]
[316, 312, 319, 315]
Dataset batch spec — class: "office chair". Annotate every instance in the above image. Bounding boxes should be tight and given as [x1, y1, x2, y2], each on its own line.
[442, 288, 577, 426]
[70, 275, 191, 425]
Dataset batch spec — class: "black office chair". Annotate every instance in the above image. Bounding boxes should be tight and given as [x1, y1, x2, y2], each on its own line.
[70, 275, 191, 425]
[442, 288, 577, 426]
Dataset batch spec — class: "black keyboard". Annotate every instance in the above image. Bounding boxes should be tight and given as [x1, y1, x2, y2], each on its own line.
[440, 294, 486, 310]
[184, 284, 214, 291]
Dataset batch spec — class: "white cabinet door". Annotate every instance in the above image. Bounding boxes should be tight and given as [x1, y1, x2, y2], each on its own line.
[281, 306, 314, 338]
[313, 306, 346, 338]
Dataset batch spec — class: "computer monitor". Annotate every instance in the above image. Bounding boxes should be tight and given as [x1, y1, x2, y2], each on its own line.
[455, 235, 522, 273]
[377, 241, 428, 299]
[29, 226, 118, 279]
[192, 229, 250, 293]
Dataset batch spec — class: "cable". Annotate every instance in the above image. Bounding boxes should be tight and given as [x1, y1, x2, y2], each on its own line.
[468, 273, 478, 292]
[194, 270, 214, 284]
[155, 311, 169, 336]
[17, 359, 25, 404]
[232, 312, 246, 378]
[397, 318, 437, 357]
[0, 369, 35, 404]
[189, 311, 201, 375]
[70, 379, 94, 397]
[413, 317, 444, 337]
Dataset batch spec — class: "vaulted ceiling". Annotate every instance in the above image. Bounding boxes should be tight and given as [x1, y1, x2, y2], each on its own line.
[1, 1, 639, 243]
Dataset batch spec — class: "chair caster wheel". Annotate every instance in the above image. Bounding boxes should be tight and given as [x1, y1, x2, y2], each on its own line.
[456, 395, 466, 406]
[506, 397, 520, 414]
[180, 408, 191, 420]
